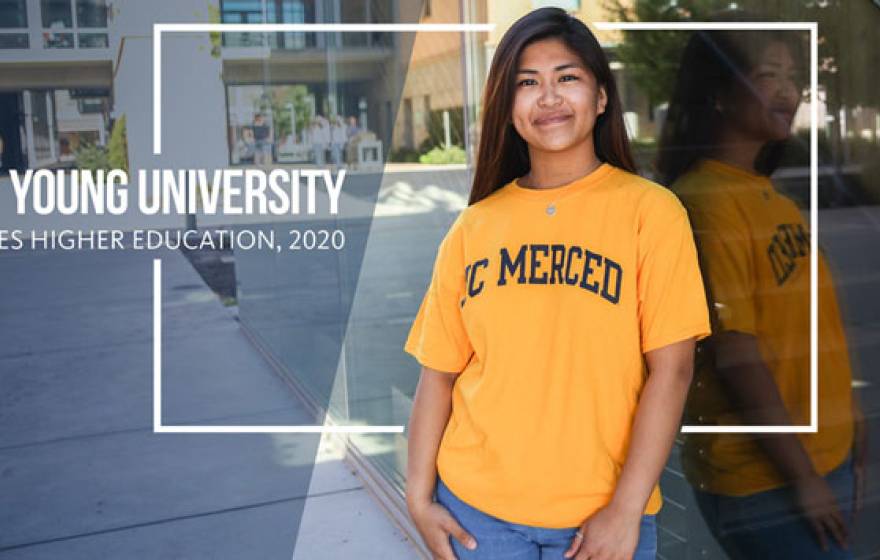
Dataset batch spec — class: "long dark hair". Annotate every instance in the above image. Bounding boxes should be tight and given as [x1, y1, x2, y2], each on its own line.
[469, 7, 635, 205]
[656, 23, 806, 187]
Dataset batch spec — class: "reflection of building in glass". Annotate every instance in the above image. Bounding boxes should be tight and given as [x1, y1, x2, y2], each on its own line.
[0, 0, 111, 171]
[394, 0, 657, 162]
[392, 0, 469, 157]
[0, 0, 405, 172]
[219, 0, 397, 167]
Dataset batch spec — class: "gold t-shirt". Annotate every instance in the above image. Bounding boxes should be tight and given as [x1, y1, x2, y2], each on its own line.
[405, 163, 711, 528]
[674, 159, 855, 496]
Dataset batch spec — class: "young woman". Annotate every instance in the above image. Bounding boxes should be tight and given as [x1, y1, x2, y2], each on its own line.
[658, 25, 868, 559]
[404, 8, 711, 560]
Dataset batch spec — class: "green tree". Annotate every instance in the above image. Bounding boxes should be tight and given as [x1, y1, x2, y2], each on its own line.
[604, 0, 716, 109]
[605, 0, 880, 167]
[108, 114, 129, 172]
[74, 143, 110, 172]
[270, 86, 314, 141]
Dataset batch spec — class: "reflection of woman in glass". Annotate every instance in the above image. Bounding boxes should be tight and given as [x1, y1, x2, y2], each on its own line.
[404, 8, 711, 560]
[658, 25, 867, 560]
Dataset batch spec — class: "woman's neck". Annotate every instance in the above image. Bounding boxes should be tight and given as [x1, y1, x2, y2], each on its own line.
[522, 141, 602, 189]
[711, 126, 764, 174]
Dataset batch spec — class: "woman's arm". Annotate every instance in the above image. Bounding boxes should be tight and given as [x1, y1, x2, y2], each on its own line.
[710, 330, 849, 550]
[406, 366, 456, 510]
[406, 366, 477, 559]
[566, 337, 696, 560]
[711, 331, 816, 479]
[610, 337, 697, 515]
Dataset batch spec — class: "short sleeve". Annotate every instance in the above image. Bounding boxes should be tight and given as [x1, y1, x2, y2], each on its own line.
[637, 193, 712, 353]
[404, 214, 474, 373]
[685, 202, 758, 336]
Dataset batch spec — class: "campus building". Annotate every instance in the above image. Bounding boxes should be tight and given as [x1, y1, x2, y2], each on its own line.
[0, 0, 420, 172]
[0, 0, 112, 171]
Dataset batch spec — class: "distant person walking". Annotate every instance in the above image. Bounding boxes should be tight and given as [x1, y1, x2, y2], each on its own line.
[252, 113, 272, 165]
[309, 115, 330, 166]
[330, 115, 347, 165]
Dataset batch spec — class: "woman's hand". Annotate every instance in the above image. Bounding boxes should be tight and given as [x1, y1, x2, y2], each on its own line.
[792, 473, 849, 552]
[409, 500, 477, 560]
[563, 502, 642, 560]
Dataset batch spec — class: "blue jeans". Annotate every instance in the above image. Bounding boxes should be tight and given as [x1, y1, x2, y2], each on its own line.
[694, 455, 855, 560]
[435, 476, 657, 559]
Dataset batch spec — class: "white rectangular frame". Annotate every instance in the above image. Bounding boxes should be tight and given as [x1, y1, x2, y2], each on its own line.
[152, 21, 818, 435]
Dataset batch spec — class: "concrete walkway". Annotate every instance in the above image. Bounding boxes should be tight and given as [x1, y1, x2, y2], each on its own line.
[0, 246, 416, 559]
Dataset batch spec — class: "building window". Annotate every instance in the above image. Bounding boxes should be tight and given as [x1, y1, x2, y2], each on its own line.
[41, 0, 73, 28]
[78, 32, 107, 48]
[267, 0, 316, 49]
[0, 0, 28, 28]
[76, 0, 107, 28]
[0, 0, 28, 49]
[0, 34, 28, 48]
[40, 0, 108, 48]
[221, 0, 317, 49]
[221, 0, 265, 47]
[43, 31, 74, 49]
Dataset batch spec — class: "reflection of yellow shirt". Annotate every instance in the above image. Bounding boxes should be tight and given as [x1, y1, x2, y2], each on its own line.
[674, 159, 854, 496]
[405, 164, 711, 528]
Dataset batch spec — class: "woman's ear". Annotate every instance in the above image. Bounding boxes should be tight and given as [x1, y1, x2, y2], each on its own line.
[597, 86, 608, 115]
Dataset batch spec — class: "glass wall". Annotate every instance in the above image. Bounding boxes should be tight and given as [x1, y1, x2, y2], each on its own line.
[231, 0, 465, 492]
[232, 1, 879, 558]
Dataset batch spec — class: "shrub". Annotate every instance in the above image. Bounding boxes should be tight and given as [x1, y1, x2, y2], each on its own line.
[390, 147, 420, 163]
[74, 143, 110, 171]
[108, 114, 129, 172]
[419, 145, 467, 165]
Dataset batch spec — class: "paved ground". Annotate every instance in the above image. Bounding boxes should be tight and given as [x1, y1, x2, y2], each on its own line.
[0, 246, 417, 559]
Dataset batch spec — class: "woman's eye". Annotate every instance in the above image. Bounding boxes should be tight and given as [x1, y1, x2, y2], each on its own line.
[559, 74, 579, 82]
[517, 78, 537, 87]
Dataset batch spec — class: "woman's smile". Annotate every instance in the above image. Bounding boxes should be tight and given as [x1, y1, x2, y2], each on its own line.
[533, 111, 574, 127]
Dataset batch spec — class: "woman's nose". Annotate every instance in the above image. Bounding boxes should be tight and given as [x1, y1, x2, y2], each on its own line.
[537, 83, 562, 107]
[778, 76, 801, 103]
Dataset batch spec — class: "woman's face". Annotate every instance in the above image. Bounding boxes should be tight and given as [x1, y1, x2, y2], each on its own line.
[723, 41, 802, 142]
[511, 38, 607, 154]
